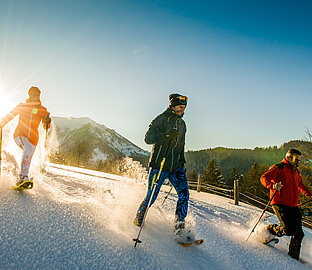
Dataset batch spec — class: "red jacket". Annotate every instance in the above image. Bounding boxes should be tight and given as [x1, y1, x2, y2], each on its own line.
[2, 101, 49, 146]
[261, 158, 312, 207]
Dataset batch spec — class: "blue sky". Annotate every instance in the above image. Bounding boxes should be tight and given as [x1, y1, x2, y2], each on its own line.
[0, 0, 311, 151]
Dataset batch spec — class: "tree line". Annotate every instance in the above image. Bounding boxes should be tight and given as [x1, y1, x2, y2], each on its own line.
[185, 140, 312, 200]
[49, 138, 312, 201]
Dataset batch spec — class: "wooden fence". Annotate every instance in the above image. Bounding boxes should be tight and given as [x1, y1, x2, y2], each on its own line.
[187, 174, 312, 229]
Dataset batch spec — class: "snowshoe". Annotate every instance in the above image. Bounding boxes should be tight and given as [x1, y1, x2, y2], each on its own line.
[178, 239, 204, 247]
[263, 237, 279, 247]
[12, 180, 34, 190]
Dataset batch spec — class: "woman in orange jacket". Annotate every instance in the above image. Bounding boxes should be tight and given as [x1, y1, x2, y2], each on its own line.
[260, 148, 312, 261]
[0, 86, 51, 186]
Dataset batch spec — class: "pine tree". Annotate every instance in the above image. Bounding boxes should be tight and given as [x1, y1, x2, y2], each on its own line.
[202, 159, 224, 185]
[243, 162, 268, 198]
[227, 166, 241, 186]
[187, 168, 197, 180]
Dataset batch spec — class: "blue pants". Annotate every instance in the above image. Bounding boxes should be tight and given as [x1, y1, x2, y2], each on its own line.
[138, 167, 189, 220]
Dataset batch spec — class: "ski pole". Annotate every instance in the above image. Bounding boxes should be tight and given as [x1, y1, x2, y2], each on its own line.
[298, 199, 312, 217]
[44, 113, 50, 149]
[44, 113, 50, 163]
[133, 140, 172, 247]
[246, 190, 278, 242]
[298, 199, 312, 207]
[161, 184, 173, 206]
[263, 213, 275, 221]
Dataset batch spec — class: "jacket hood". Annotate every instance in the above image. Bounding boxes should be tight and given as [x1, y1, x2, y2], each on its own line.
[25, 99, 42, 105]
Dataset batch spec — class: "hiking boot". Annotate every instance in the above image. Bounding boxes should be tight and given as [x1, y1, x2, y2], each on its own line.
[288, 233, 304, 261]
[16, 175, 30, 186]
[134, 203, 147, 227]
[174, 216, 185, 236]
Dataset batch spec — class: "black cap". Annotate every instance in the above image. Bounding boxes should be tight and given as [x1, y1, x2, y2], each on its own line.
[169, 93, 188, 107]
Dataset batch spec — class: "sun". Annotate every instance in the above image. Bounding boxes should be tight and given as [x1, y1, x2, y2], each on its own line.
[0, 87, 14, 118]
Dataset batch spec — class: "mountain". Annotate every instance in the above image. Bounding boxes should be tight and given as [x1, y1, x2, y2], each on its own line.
[48, 116, 312, 185]
[49, 116, 149, 166]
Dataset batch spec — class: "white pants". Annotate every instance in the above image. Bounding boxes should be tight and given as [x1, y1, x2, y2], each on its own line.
[14, 136, 36, 178]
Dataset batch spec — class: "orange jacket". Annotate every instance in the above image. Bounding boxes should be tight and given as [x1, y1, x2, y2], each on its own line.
[2, 101, 50, 146]
[260, 158, 312, 207]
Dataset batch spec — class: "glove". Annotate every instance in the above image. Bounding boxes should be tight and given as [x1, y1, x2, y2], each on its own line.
[45, 115, 51, 126]
[164, 129, 179, 142]
[273, 182, 283, 191]
[45, 117, 51, 125]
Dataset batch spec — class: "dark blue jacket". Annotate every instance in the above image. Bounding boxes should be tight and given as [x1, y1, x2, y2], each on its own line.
[145, 107, 186, 172]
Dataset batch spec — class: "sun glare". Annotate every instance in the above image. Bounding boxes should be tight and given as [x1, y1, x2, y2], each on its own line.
[0, 88, 14, 118]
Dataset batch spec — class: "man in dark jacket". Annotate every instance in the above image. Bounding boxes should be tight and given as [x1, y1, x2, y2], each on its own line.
[134, 93, 189, 234]
[260, 148, 312, 260]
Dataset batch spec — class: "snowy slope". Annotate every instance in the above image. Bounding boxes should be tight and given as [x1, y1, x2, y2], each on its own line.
[0, 163, 312, 270]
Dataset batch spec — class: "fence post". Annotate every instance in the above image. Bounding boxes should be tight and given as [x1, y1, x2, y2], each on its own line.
[197, 174, 201, 192]
[234, 179, 239, 205]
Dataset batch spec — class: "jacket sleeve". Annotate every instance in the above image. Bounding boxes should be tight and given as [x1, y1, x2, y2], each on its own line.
[144, 116, 165, 145]
[179, 124, 186, 165]
[260, 165, 280, 190]
[179, 145, 186, 165]
[1, 104, 21, 126]
[298, 175, 312, 197]
[41, 107, 50, 130]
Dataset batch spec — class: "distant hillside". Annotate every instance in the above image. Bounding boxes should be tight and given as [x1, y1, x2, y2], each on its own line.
[185, 140, 312, 180]
[48, 116, 312, 185]
[49, 116, 149, 166]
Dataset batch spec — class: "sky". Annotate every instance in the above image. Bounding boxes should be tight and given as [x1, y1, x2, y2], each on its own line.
[0, 0, 311, 152]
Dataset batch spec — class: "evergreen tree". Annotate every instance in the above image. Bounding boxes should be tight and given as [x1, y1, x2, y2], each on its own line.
[227, 166, 241, 186]
[187, 168, 197, 180]
[202, 159, 224, 185]
[242, 162, 268, 198]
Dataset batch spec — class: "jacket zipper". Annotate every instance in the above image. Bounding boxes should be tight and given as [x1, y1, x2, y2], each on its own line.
[292, 170, 296, 205]
[27, 109, 33, 139]
[170, 119, 179, 171]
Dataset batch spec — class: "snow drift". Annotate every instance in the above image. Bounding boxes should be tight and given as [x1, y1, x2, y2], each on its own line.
[0, 162, 311, 269]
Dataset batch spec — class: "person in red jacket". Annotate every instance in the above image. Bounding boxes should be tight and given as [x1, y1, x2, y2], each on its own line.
[0, 86, 51, 185]
[260, 148, 312, 260]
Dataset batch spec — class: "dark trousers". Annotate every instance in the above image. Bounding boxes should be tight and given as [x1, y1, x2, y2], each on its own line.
[267, 204, 304, 260]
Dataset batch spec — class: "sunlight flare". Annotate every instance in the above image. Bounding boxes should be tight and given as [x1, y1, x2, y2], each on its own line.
[0, 86, 14, 117]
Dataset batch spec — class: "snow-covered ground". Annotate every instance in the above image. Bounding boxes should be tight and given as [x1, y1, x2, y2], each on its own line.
[0, 162, 311, 270]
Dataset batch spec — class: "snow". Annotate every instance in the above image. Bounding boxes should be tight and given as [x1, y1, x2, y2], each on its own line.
[92, 148, 109, 162]
[0, 162, 311, 270]
[51, 116, 103, 132]
[50, 116, 149, 159]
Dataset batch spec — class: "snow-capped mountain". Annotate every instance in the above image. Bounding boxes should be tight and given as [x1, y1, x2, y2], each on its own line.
[50, 116, 149, 164]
